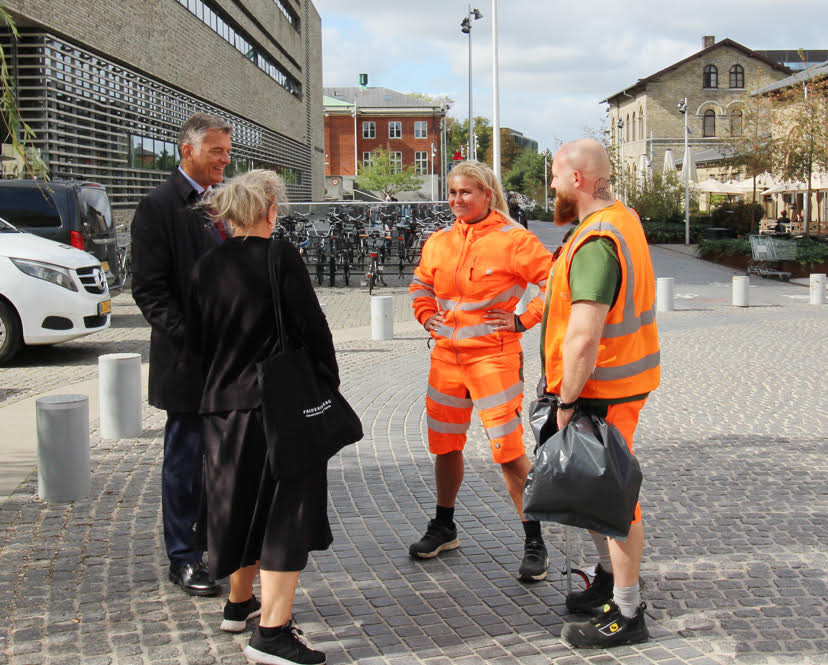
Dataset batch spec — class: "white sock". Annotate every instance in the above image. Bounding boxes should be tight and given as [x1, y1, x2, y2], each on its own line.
[613, 583, 640, 619]
[591, 533, 613, 573]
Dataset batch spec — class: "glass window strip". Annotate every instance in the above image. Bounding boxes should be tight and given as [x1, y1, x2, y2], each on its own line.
[175, 0, 301, 98]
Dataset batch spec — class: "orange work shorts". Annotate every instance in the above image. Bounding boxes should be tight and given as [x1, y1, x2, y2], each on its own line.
[426, 352, 525, 464]
[603, 397, 647, 525]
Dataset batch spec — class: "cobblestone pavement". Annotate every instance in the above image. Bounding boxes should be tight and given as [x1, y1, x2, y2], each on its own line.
[0, 223, 825, 664]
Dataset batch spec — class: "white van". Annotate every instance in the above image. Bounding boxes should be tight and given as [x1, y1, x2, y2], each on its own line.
[0, 216, 111, 364]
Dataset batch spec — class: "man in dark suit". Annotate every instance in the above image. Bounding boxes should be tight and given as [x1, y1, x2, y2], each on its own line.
[131, 113, 232, 596]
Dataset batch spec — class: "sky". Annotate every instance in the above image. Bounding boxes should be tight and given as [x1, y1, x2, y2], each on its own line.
[313, 0, 828, 152]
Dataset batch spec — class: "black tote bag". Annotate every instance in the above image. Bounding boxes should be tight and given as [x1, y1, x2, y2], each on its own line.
[523, 404, 642, 539]
[256, 238, 363, 477]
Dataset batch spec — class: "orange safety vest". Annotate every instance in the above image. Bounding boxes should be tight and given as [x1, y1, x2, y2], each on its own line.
[410, 210, 554, 363]
[542, 201, 660, 399]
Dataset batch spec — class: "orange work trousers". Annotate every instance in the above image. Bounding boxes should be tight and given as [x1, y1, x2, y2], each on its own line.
[426, 352, 525, 464]
[598, 397, 647, 524]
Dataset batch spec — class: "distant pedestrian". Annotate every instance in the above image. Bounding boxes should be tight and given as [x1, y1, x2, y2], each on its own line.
[131, 112, 232, 597]
[776, 209, 789, 233]
[408, 161, 554, 582]
[542, 138, 660, 649]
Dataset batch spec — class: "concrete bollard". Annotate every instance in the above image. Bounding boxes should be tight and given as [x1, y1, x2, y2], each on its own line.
[99, 353, 142, 440]
[656, 277, 674, 312]
[732, 275, 749, 307]
[370, 295, 393, 340]
[810, 273, 826, 305]
[36, 394, 90, 502]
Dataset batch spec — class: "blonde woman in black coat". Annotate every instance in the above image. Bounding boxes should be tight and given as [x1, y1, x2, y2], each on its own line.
[188, 169, 336, 665]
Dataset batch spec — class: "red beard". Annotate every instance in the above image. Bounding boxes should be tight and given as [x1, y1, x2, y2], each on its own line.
[554, 188, 578, 226]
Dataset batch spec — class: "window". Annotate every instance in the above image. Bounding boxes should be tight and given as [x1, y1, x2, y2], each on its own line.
[730, 64, 744, 88]
[414, 121, 428, 139]
[626, 114, 630, 142]
[632, 112, 636, 141]
[390, 151, 403, 174]
[362, 121, 375, 139]
[638, 108, 644, 140]
[414, 151, 428, 174]
[362, 152, 374, 167]
[703, 109, 716, 137]
[703, 64, 718, 88]
[388, 121, 402, 139]
[730, 109, 743, 136]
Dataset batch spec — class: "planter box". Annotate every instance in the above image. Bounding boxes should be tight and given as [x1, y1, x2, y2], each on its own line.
[702, 252, 828, 278]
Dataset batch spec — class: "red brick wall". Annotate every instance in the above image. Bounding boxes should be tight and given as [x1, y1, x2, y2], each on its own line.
[325, 112, 443, 177]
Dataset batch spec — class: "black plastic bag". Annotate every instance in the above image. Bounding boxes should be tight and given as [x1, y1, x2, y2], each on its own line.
[523, 403, 642, 539]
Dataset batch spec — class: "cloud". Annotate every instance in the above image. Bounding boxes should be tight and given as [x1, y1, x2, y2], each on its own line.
[313, 0, 828, 148]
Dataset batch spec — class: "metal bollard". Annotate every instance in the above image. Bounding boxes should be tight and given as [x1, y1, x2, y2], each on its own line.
[810, 273, 826, 305]
[370, 295, 393, 340]
[36, 394, 90, 502]
[732, 275, 749, 307]
[99, 353, 142, 440]
[656, 277, 674, 312]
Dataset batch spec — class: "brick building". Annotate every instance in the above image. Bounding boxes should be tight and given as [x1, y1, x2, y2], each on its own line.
[601, 37, 791, 193]
[0, 0, 323, 226]
[322, 87, 446, 200]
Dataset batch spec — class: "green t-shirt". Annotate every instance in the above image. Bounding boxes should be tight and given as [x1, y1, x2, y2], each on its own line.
[569, 236, 621, 306]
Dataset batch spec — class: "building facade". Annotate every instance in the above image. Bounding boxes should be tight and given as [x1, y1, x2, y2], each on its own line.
[602, 37, 790, 191]
[1, 0, 323, 226]
[323, 87, 446, 200]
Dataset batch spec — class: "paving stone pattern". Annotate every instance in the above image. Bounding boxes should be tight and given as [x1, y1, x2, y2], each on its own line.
[0, 227, 825, 664]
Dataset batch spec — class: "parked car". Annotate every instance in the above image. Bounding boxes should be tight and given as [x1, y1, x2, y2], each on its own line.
[0, 216, 111, 364]
[0, 179, 123, 293]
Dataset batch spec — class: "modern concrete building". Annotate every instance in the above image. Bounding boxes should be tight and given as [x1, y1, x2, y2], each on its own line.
[323, 86, 447, 200]
[601, 36, 791, 190]
[0, 0, 323, 226]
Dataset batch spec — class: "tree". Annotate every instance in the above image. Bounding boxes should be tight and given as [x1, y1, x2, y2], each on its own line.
[0, 3, 48, 178]
[502, 149, 549, 202]
[627, 172, 695, 223]
[445, 115, 491, 163]
[726, 81, 776, 204]
[771, 72, 828, 234]
[355, 147, 423, 199]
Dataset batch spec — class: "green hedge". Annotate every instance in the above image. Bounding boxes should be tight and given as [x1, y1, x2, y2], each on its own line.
[697, 236, 828, 268]
[641, 218, 707, 244]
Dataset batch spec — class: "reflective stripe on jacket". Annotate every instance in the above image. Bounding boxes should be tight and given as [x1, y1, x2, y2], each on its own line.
[542, 200, 660, 399]
[410, 210, 554, 362]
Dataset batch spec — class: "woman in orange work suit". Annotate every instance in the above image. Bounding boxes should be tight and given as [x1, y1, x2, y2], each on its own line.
[408, 161, 555, 582]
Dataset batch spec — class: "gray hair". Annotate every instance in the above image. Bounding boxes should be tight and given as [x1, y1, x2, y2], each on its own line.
[177, 112, 232, 153]
[205, 169, 287, 232]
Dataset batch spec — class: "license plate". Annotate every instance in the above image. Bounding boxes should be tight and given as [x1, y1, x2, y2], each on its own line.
[101, 261, 110, 272]
[98, 299, 112, 315]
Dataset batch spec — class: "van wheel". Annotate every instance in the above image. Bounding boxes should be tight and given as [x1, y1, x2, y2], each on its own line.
[0, 301, 22, 364]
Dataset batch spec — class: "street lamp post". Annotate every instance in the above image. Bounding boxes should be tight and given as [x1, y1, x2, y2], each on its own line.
[617, 118, 625, 203]
[544, 151, 549, 212]
[678, 97, 690, 245]
[430, 141, 436, 201]
[491, 0, 501, 180]
[461, 6, 483, 163]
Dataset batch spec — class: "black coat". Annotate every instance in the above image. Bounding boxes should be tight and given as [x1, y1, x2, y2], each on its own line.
[131, 168, 219, 412]
[188, 237, 339, 413]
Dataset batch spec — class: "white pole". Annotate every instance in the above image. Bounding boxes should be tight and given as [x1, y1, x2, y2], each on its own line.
[430, 141, 435, 201]
[99, 352, 142, 439]
[491, 0, 501, 181]
[36, 394, 90, 502]
[353, 103, 358, 199]
[467, 9, 473, 162]
[544, 151, 549, 212]
[732, 275, 749, 307]
[810, 273, 826, 305]
[684, 97, 690, 245]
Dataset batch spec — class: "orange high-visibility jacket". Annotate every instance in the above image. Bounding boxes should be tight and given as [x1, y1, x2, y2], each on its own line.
[542, 200, 660, 399]
[410, 210, 554, 363]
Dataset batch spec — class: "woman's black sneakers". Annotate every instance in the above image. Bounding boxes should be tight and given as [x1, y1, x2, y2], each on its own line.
[220, 595, 261, 633]
[244, 621, 326, 664]
[561, 601, 649, 648]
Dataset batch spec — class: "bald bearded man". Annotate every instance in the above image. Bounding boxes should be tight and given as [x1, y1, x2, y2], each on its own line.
[540, 139, 660, 648]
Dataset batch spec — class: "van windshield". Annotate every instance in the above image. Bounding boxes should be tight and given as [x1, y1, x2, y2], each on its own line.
[79, 187, 112, 235]
[0, 187, 61, 228]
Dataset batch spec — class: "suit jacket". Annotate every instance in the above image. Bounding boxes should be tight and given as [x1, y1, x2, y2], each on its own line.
[188, 237, 339, 413]
[131, 168, 218, 412]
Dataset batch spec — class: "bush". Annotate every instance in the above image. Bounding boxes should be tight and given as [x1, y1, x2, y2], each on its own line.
[641, 218, 706, 244]
[528, 207, 555, 222]
[696, 238, 751, 259]
[710, 201, 764, 236]
[794, 236, 828, 268]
